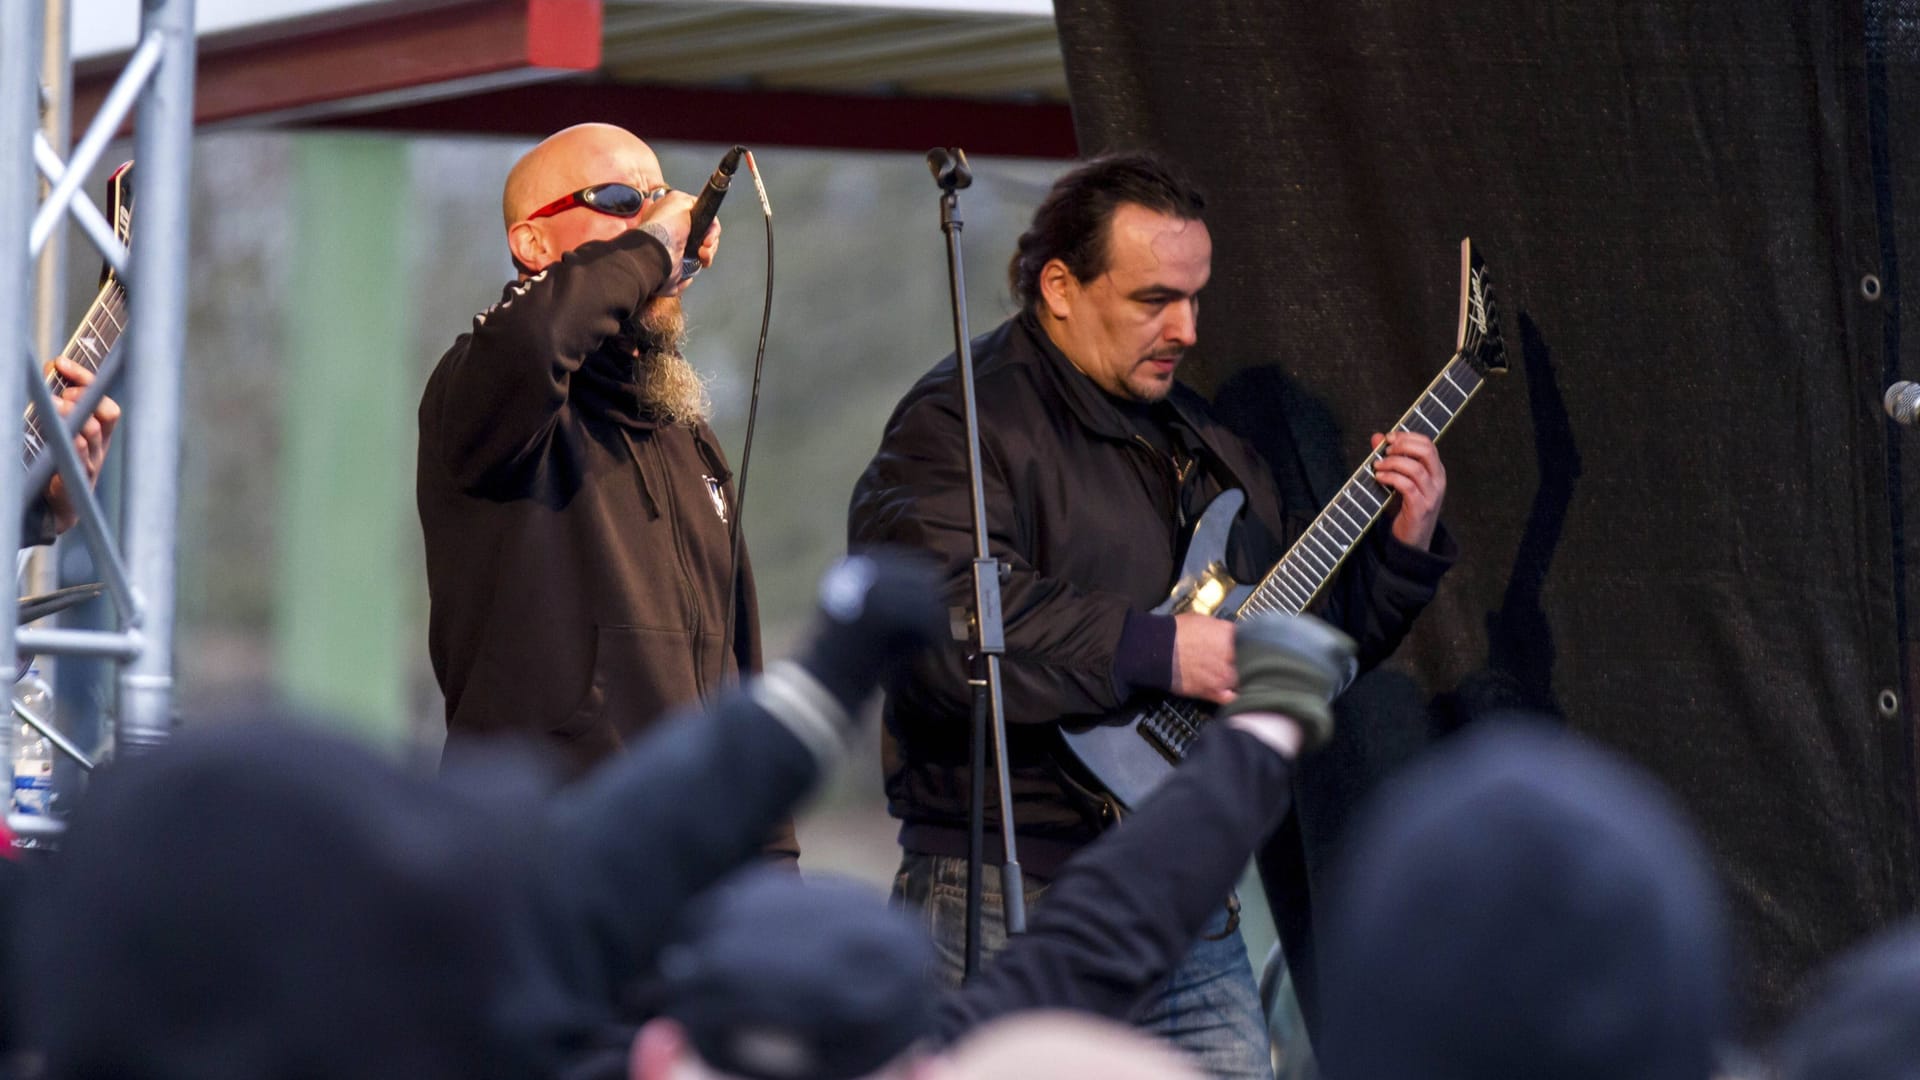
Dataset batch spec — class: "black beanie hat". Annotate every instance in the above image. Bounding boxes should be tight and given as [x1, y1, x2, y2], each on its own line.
[21, 721, 526, 1080]
[647, 868, 939, 1080]
[1773, 921, 1920, 1080]
[1321, 718, 1730, 1080]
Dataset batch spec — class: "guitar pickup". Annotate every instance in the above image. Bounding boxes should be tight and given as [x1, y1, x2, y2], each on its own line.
[1168, 562, 1235, 617]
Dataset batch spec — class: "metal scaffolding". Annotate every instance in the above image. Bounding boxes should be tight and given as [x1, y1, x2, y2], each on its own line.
[2, 0, 197, 837]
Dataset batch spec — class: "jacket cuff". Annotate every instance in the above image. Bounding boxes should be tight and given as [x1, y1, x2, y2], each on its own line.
[1111, 610, 1177, 696]
[1375, 521, 1457, 586]
[19, 495, 56, 549]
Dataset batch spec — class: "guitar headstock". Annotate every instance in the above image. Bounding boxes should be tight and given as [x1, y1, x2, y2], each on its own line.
[99, 161, 133, 291]
[1455, 237, 1507, 377]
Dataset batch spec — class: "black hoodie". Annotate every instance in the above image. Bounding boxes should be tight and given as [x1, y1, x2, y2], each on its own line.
[417, 230, 767, 796]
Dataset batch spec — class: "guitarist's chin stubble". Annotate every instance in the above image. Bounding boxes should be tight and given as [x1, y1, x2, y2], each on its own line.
[1127, 349, 1184, 401]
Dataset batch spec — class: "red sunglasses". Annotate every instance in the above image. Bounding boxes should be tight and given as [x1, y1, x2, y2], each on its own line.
[525, 182, 671, 222]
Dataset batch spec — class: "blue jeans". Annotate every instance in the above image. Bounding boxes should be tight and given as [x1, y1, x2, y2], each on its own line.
[893, 851, 1274, 1079]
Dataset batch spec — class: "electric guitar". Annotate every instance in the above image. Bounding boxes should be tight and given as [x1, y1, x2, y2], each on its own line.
[27, 161, 133, 472]
[1059, 238, 1508, 810]
[12, 162, 130, 630]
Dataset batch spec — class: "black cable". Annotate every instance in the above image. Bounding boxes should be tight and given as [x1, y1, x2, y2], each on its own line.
[721, 152, 772, 677]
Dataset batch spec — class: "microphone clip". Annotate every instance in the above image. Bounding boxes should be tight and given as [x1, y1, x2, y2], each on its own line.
[926, 147, 973, 193]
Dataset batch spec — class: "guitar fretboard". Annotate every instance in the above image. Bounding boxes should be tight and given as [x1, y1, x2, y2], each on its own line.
[1139, 349, 1492, 759]
[26, 282, 126, 469]
[1237, 350, 1487, 621]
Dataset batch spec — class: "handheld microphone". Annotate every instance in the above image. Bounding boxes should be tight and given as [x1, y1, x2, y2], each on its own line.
[1886, 381, 1920, 425]
[682, 145, 745, 280]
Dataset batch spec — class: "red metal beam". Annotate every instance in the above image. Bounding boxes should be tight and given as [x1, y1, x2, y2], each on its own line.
[74, 0, 602, 129]
[307, 79, 1079, 159]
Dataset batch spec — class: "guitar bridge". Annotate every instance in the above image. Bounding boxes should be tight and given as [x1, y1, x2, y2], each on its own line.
[1136, 722, 1182, 765]
[1137, 705, 1204, 764]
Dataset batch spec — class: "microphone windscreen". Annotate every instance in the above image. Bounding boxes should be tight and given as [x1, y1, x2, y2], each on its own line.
[1885, 382, 1920, 425]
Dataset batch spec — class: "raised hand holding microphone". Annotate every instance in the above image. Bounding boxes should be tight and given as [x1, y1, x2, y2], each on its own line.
[677, 145, 745, 282]
[633, 188, 721, 299]
[637, 189, 697, 266]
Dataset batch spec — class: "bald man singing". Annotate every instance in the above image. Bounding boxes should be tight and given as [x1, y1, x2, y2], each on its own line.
[416, 125, 792, 853]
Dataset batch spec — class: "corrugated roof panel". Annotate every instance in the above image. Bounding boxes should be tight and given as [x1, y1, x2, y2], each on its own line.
[599, 0, 1066, 102]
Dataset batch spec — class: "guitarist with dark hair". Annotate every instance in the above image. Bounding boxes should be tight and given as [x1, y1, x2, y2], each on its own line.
[848, 152, 1460, 1075]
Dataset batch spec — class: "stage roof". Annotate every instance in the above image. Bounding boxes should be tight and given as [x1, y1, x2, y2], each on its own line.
[71, 0, 1077, 157]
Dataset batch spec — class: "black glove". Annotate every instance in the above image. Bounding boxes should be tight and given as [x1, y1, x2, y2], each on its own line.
[1217, 614, 1357, 751]
[794, 549, 947, 718]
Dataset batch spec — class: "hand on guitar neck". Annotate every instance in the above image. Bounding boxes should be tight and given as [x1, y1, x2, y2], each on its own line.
[38, 356, 121, 537]
[1370, 430, 1447, 551]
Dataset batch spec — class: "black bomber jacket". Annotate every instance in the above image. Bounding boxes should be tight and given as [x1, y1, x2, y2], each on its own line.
[848, 311, 1454, 871]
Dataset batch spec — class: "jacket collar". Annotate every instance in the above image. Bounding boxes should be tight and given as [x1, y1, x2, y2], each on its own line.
[1014, 309, 1217, 445]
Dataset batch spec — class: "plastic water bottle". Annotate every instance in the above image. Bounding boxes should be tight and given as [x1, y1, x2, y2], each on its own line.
[12, 670, 54, 817]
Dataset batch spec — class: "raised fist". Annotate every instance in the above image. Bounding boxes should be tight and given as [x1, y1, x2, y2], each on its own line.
[1217, 614, 1358, 751]
[795, 549, 946, 716]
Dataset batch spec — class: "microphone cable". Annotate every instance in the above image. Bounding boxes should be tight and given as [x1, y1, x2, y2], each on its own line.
[721, 150, 773, 678]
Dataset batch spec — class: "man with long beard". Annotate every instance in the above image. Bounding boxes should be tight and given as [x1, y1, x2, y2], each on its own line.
[416, 125, 791, 853]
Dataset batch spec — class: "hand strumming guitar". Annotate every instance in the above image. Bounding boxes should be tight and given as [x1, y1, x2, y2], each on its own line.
[1170, 612, 1238, 706]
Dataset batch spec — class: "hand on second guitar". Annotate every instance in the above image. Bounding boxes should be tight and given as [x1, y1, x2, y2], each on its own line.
[1170, 612, 1238, 706]
[1371, 430, 1446, 551]
[42, 356, 121, 536]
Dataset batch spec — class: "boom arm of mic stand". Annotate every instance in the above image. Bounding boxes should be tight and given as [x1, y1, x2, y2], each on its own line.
[930, 159, 1026, 984]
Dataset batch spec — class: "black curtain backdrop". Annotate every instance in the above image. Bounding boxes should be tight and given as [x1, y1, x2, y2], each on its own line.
[1054, 0, 1920, 1035]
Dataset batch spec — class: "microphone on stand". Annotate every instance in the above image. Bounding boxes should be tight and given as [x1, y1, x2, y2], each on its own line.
[1885, 381, 1920, 426]
[681, 145, 746, 280]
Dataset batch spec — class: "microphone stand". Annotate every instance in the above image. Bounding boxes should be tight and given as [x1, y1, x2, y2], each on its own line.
[926, 147, 1025, 981]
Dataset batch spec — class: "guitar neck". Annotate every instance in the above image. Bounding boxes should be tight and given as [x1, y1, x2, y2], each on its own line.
[1236, 350, 1488, 621]
[26, 281, 126, 467]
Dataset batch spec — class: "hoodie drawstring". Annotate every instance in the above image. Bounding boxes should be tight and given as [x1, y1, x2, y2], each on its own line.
[619, 429, 662, 520]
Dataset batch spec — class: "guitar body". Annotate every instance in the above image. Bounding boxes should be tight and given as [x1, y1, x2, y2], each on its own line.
[1058, 490, 1253, 811]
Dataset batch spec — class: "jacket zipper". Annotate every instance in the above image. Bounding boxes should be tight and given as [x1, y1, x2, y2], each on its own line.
[646, 433, 707, 692]
[1129, 433, 1192, 534]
